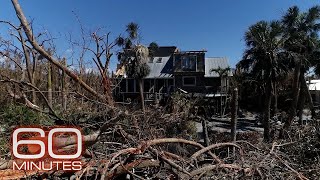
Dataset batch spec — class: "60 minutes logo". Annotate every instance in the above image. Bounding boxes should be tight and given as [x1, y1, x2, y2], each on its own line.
[11, 126, 84, 171]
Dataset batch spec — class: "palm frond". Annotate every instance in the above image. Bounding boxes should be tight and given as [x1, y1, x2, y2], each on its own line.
[126, 22, 139, 40]
[115, 36, 125, 47]
[305, 5, 320, 24]
[282, 6, 300, 28]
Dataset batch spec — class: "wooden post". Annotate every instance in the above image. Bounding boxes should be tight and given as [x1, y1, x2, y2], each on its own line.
[231, 88, 238, 142]
[202, 117, 210, 147]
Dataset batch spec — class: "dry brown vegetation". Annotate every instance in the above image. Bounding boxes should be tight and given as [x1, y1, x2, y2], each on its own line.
[0, 0, 320, 179]
[1, 105, 320, 179]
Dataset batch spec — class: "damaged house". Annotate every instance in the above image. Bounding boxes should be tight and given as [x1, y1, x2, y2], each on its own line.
[113, 46, 232, 104]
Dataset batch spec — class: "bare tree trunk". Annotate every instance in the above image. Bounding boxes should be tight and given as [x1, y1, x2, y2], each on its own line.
[202, 118, 210, 147]
[285, 60, 301, 129]
[18, 29, 37, 104]
[220, 86, 223, 117]
[263, 80, 272, 142]
[139, 79, 145, 112]
[231, 88, 238, 142]
[297, 89, 306, 125]
[102, 76, 114, 106]
[61, 58, 67, 111]
[30, 78, 36, 103]
[47, 61, 52, 108]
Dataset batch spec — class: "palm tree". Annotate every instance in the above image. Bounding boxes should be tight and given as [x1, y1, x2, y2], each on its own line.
[282, 6, 320, 127]
[117, 22, 158, 112]
[237, 21, 288, 141]
[210, 66, 231, 116]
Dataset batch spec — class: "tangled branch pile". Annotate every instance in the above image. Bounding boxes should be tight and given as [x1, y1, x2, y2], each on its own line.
[0, 104, 319, 179]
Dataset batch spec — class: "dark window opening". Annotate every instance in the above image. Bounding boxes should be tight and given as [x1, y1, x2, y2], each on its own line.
[128, 79, 134, 92]
[156, 57, 162, 63]
[167, 79, 174, 93]
[135, 79, 139, 93]
[181, 55, 196, 71]
[168, 79, 174, 86]
[183, 77, 196, 86]
[156, 79, 165, 92]
[312, 94, 316, 102]
[144, 79, 151, 92]
[120, 79, 126, 92]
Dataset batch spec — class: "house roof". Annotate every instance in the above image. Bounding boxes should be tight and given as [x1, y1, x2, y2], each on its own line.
[146, 46, 177, 78]
[146, 56, 174, 78]
[308, 80, 320, 91]
[204, 57, 231, 77]
[151, 46, 177, 57]
[115, 48, 231, 79]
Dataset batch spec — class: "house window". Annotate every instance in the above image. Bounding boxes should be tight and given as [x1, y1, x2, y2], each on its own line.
[144, 79, 150, 92]
[312, 94, 316, 102]
[156, 57, 162, 63]
[120, 79, 126, 92]
[183, 76, 196, 86]
[127, 79, 134, 92]
[181, 55, 196, 71]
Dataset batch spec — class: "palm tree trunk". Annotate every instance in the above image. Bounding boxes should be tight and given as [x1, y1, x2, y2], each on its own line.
[231, 87, 238, 142]
[272, 82, 278, 116]
[139, 79, 145, 112]
[263, 80, 272, 142]
[285, 60, 301, 128]
[297, 70, 306, 125]
[297, 89, 306, 125]
[300, 75, 316, 118]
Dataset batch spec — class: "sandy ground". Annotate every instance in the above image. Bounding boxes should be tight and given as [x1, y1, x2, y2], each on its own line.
[195, 117, 264, 134]
[195, 108, 317, 134]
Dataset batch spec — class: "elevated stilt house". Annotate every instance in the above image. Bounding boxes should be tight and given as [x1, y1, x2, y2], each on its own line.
[113, 46, 232, 104]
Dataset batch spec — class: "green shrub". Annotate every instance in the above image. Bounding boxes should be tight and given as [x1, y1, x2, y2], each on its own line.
[0, 103, 53, 127]
[0, 104, 54, 155]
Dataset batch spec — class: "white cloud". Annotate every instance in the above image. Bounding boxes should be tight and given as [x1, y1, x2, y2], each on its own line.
[85, 67, 99, 74]
[65, 48, 73, 54]
[0, 57, 5, 63]
[68, 65, 77, 71]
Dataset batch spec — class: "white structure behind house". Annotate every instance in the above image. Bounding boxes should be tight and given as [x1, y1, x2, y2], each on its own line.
[308, 79, 320, 105]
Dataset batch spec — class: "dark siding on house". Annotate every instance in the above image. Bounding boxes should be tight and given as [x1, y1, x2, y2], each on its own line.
[174, 74, 206, 93]
[173, 52, 205, 73]
[173, 52, 206, 93]
[204, 77, 221, 93]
